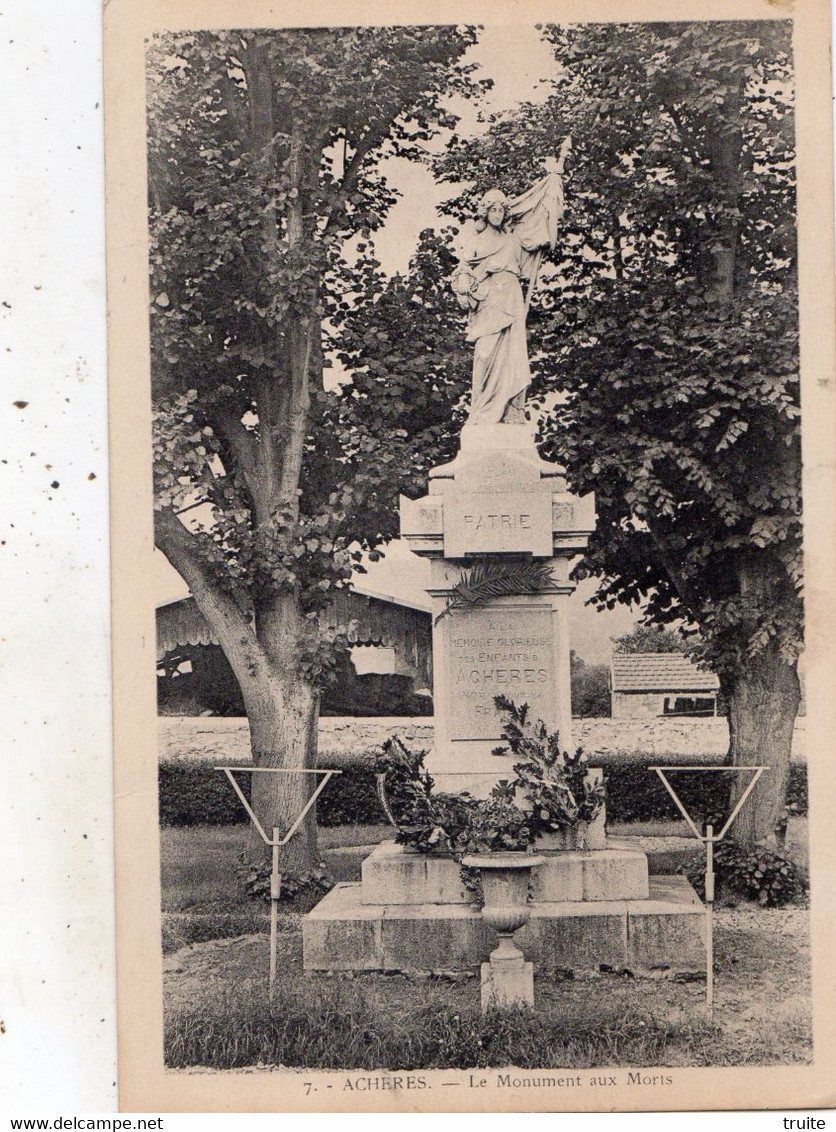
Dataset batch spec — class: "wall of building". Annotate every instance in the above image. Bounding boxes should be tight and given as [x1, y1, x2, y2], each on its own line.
[611, 691, 665, 719]
[611, 691, 718, 719]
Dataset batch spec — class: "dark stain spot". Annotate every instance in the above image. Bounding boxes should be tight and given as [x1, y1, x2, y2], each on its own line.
[50, 481, 59, 489]
[88, 472, 97, 480]
[13, 401, 28, 409]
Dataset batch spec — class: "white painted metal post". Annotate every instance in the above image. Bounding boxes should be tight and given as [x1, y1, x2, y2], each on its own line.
[651, 766, 766, 1023]
[705, 823, 715, 1019]
[269, 827, 280, 1000]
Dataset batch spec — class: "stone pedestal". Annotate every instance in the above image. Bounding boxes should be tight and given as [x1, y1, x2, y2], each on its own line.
[399, 422, 595, 790]
[303, 864, 705, 976]
[361, 841, 648, 906]
[481, 959, 534, 1009]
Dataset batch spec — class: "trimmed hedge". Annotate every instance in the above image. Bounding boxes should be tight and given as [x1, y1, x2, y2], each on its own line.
[158, 759, 385, 828]
[603, 756, 807, 824]
[604, 758, 732, 825]
[159, 754, 807, 829]
[159, 760, 250, 827]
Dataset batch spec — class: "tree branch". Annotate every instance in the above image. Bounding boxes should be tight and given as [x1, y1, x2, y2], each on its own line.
[664, 103, 703, 166]
[212, 408, 258, 473]
[322, 125, 388, 235]
[153, 506, 267, 686]
[210, 405, 268, 516]
[644, 514, 704, 617]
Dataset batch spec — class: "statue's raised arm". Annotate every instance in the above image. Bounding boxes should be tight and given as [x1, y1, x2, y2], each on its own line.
[452, 140, 570, 428]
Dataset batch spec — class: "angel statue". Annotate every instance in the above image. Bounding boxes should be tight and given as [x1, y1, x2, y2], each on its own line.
[451, 137, 571, 427]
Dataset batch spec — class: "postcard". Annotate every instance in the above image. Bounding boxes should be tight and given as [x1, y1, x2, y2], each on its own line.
[106, 0, 836, 1112]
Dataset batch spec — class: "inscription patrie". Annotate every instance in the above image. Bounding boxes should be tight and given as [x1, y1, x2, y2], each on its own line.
[444, 492, 552, 557]
[463, 511, 531, 532]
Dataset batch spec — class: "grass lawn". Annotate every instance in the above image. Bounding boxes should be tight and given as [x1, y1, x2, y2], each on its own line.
[161, 823, 392, 915]
[160, 822, 397, 950]
[160, 819, 811, 1070]
[163, 904, 811, 1070]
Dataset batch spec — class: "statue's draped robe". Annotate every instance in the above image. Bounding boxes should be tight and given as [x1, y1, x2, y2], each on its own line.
[461, 172, 564, 426]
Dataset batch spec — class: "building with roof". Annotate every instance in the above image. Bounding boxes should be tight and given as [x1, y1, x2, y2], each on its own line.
[157, 585, 433, 717]
[609, 652, 720, 719]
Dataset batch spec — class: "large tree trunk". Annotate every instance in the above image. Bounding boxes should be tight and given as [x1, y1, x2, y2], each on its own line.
[242, 669, 321, 875]
[725, 648, 801, 847]
[239, 591, 323, 875]
[155, 510, 324, 877]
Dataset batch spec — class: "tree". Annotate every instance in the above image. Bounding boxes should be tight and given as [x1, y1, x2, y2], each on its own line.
[326, 227, 473, 470]
[570, 652, 612, 718]
[436, 23, 801, 844]
[148, 29, 483, 873]
[613, 626, 686, 655]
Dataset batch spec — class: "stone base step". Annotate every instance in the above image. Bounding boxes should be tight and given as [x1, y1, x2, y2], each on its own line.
[362, 840, 649, 905]
[303, 876, 705, 975]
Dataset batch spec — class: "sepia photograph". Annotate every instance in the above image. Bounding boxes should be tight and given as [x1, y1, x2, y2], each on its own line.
[105, 0, 836, 1113]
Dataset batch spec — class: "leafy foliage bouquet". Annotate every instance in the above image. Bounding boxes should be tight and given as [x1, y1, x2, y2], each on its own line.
[376, 696, 605, 862]
[491, 695, 605, 837]
[375, 737, 480, 855]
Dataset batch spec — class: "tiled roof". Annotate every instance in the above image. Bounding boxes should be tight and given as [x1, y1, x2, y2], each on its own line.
[610, 652, 719, 693]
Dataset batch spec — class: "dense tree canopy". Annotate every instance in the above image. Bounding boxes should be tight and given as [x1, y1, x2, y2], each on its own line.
[570, 652, 612, 718]
[147, 28, 484, 869]
[150, 29, 482, 620]
[437, 21, 800, 672]
[613, 626, 687, 655]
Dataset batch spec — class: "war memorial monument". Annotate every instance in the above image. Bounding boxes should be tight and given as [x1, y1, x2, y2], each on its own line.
[304, 149, 705, 999]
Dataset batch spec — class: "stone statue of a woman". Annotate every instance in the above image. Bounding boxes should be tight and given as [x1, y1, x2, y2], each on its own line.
[452, 142, 570, 427]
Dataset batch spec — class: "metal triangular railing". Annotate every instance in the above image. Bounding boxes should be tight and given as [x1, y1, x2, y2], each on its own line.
[215, 765, 342, 997]
[650, 764, 767, 1019]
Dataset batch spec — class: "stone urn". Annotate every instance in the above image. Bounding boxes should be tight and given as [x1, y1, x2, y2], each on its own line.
[462, 852, 545, 1009]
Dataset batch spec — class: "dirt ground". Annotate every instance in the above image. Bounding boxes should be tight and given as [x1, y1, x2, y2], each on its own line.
[163, 904, 811, 1067]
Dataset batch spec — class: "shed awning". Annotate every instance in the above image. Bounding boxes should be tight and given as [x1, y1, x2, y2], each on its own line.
[157, 591, 431, 662]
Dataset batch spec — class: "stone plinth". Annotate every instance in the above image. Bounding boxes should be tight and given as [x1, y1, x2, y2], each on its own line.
[481, 959, 535, 1009]
[362, 841, 470, 905]
[360, 841, 649, 906]
[303, 876, 705, 975]
[304, 425, 707, 983]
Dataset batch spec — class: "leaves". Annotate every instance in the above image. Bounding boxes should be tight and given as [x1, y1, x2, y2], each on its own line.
[376, 698, 606, 869]
[613, 625, 686, 654]
[432, 22, 802, 682]
[491, 695, 606, 831]
[435, 560, 560, 625]
[684, 838, 805, 907]
[148, 28, 483, 667]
